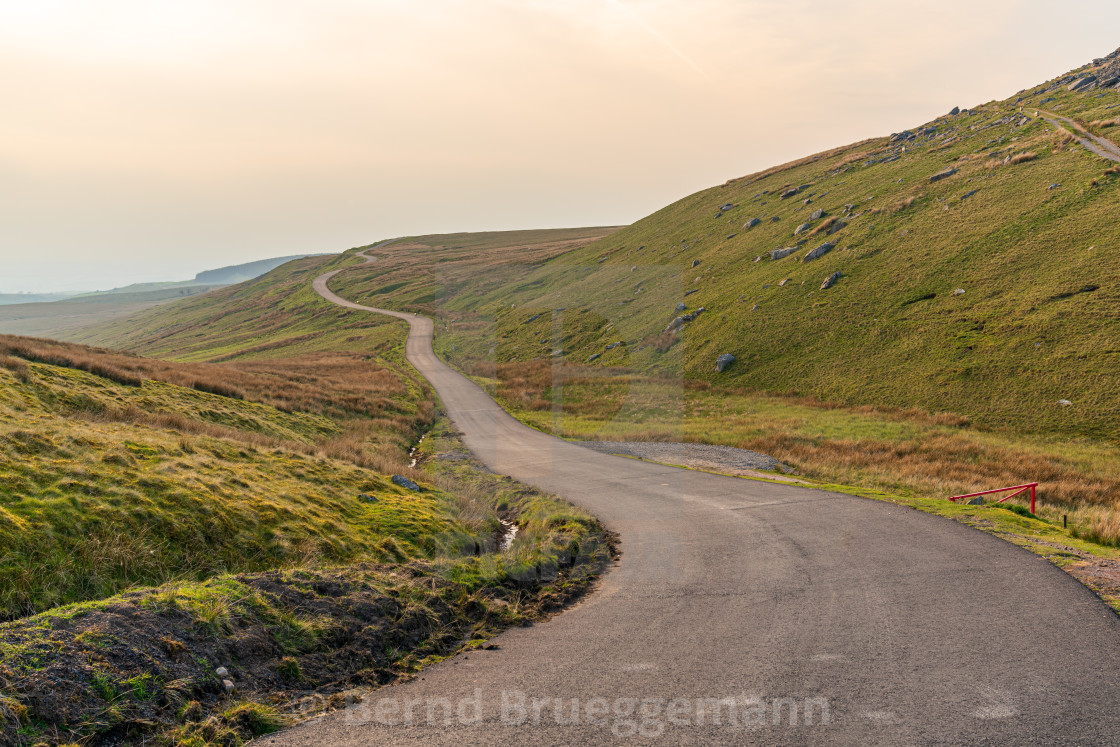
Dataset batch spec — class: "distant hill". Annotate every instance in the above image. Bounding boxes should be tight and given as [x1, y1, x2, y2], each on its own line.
[0, 292, 76, 306]
[0, 254, 322, 339]
[193, 255, 318, 285]
[70, 254, 323, 299]
[0, 285, 226, 339]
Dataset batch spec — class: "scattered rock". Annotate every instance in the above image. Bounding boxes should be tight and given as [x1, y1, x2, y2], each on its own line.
[890, 130, 916, 144]
[525, 314, 542, 324]
[770, 247, 797, 260]
[1058, 399, 1072, 407]
[952, 288, 966, 296]
[676, 302, 687, 311]
[391, 475, 421, 491]
[966, 496, 985, 506]
[950, 106, 961, 116]
[810, 209, 824, 220]
[665, 307, 706, 332]
[719, 203, 734, 211]
[780, 187, 800, 199]
[357, 493, 377, 503]
[962, 190, 979, 200]
[222, 680, 236, 694]
[744, 218, 761, 229]
[794, 223, 811, 236]
[606, 341, 623, 349]
[715, 353, 736, 372]
[726, 233, 737, 240]
[587, 353, 601, 363]
[692, 259, 701, 268]
[1068, 75, 1098, 92]
[770, 216, 781, 222]
[820, 272, 842, 290]
[779, 278, 791, 287]
[751, 304, 759, 311]
[215, 667, 229, 678]
[827, 220, 847, 236]
[550, 349, 565, 357]
[929, 167, 958, 183]
[802, 241, 835, 262]
[753, 256, 762, 262]
[1048, 183, 1061, 190]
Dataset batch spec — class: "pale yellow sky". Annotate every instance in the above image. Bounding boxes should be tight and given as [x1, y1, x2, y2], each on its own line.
[2, 0, 1117, 291]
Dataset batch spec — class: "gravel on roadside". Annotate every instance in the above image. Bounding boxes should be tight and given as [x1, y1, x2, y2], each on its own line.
[577, 441, 791, 475]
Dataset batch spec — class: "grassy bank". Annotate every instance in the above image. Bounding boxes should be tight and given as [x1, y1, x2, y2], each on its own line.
[0, 403, 613, 747]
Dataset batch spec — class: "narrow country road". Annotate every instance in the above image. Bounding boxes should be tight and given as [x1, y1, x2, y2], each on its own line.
[1036, 109, 1120, 163]
[267, 247, 1120, 744]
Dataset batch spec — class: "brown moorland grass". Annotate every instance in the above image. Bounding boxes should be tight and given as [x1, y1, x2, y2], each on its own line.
[0, 334, 434, 459]
[463, 359, 1120, 543]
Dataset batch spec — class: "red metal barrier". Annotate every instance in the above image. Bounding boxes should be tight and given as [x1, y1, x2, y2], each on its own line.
[950, 483, 1037, 514]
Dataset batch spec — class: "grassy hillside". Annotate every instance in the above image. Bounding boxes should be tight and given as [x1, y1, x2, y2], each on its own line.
[314, 51, 1120, 442]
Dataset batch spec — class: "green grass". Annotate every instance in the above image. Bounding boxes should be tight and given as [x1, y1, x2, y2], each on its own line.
[0, 441, 612, 747]
[0, 361, 475, 619]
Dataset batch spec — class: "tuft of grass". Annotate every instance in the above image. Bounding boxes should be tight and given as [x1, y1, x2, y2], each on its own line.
[222, 702, 288, 737]
[1008, 150, 1038, 164]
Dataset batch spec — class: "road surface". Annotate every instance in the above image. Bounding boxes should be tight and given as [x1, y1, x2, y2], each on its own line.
[270, 248, 1120, 744]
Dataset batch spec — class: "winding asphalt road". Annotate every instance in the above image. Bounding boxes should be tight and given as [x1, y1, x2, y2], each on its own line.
[268, 248, 1120, 744]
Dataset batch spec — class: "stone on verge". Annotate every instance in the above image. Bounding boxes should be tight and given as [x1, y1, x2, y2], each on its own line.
[715, 353, 736, 373]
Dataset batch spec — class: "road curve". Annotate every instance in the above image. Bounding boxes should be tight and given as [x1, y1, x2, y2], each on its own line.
[272, 248, 1120, 745]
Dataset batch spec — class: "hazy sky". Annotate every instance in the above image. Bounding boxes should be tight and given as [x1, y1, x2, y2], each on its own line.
[2, 1, 1119, 292]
